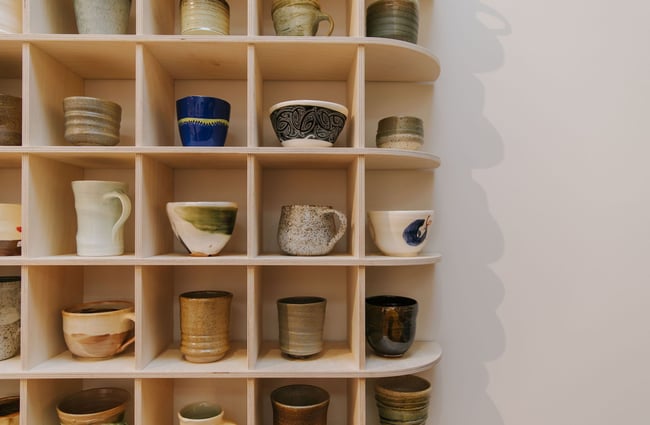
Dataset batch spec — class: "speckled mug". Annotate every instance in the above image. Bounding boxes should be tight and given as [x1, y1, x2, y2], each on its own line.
[277, 205, 347, 256]
[180, 290, 232, 363]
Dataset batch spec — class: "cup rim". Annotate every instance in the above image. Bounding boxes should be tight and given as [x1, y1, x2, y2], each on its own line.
[368, 209, 434, 215]
[167, 201, 238, 209]
[366, 295, 417, 307]
[180, 290, 233, 299]
[269, 99, 349, 117]
[176, 95, 231, 105]
[56, 387, 130, 416]
[178, 401, 224, 420]
[270, 384, 330, 408]
[62, 300, 134, 315]
[277, 296, 327, 305]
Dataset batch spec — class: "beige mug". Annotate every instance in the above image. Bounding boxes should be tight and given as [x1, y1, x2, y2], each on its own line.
[178, 402, 237, 425]
[271, 0, 334, 36]
[180, 290, 233, 363]
[62, 300, 135, 360]
[277, 204, 346, 256]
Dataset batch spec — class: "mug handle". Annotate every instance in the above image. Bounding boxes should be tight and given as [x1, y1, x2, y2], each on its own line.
[324, 209, 347, 252]
[317, 11, 335, 36]
[115, 311, 136, 354]
[103, 190, 132, 242]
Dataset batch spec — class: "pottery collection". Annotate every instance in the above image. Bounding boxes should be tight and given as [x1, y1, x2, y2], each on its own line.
[374, 375, 431, 425]
[0, 276, 20, 361]
[269, 100, 348, 147]
[0, 94, 21, 146]
[0, 395, 19, 425]
[62, 300, 136, 360]
[368, 210, 433, 256]
[63, 96, 123, 146]
[181, 0, 230, 35]
[366, 0, 419, 44]
[72, 180, 132, 256]
[376, 115, 424, 150]
[56, 387, 130, 425]
[0, 203, 20, 256]
[73, 0, 131, 34]
[179, 290, 233, 363]
[178, 401, 237, 425]
[277, 204, 347, 255]
[272, 0, 334, 36]
[271, 384, 330, 425]
[277, 296, 327, 358]
[366, 295, 418, 357]
[177, 96, 231, 146]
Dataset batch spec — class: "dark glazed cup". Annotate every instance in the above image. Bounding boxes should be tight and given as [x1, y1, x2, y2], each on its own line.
[271, 384, 330, 425]
[365, 295, 418, 357]
[176, 96, 231, 146]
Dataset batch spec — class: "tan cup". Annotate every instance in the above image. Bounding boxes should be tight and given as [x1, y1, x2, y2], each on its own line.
[181, 0, 230, 35]
[180, 290, 233, 363]
[272, 0, 334, 36]
[62, 300, 135, 360]
[277, 296, 326, 358]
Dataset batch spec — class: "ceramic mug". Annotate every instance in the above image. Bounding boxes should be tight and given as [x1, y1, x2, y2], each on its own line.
[176, 96, 231, 146]
[0, 276, 20, 361]
[72, 180, 132, 256]
[0, 203, 20, 256]
[178, 402, 237, 425]
[277, 296, 326, 358]
[277, 204, 347, 256]
[271, 384, 330, 425]
[180, 0, 230, 35]
[271, 0, 334, 36]
[367, 210, 433, 257]
[73, 0, 131, 34]
[62, 300, 136, 360]
[180, 290, 233, 363]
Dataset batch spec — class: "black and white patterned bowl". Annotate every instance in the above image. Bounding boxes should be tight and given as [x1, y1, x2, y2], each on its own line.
[269, 100, 348, 147]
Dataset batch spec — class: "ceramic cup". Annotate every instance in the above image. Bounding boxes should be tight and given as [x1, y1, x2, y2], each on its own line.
[0, 94, 21, 146]
[0, 276, 20, 361]
[72, 180, 132, 257]
[73, 0, 131, 34]
[277, 296, 326, 358]
[0, 204, 20, 256]
[57, 387, 130, 425]
[366, 295, 418, 357]
[62, 300, 135, 360]
[271, 0, 334, 36]
[366, 0, 419, 44]
[277, 204, 347, 256]
[180, 0, 230, 35]
[178, 402, 237, 425]
[0, 395, 19, 425]
[177, 96, 231, 146]
[271, 384, 330, 425]
[376, 115, 424, 150]
[166, 201, 238, 256]
[180, 290, 233, 363]
[374, 375, 431, 425]
[367, 210, 433, 257]
[63, 96, 122, 146]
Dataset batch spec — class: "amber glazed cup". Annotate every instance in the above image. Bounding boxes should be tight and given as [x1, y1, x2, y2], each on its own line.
[57, 387, 130, 425]
[366, 295, 418, 357]
[180, 290, 233, 363]
[271, 384, 330, 425]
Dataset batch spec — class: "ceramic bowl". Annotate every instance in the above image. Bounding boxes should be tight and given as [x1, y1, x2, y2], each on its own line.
[0, 395, 19, 425]
[269, 100, 348, 147]
[166, 201, 238, 256]
[63, 96, 122, 146]
[57, 387, 130, 425]
[367, 210, 433, 256]
[376, 115, 424, 150]
[0, 94, 21, 146]
[366, 295, 418, 357]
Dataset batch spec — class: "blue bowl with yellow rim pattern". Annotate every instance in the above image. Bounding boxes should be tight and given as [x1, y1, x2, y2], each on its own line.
[176, 96, 231, 146]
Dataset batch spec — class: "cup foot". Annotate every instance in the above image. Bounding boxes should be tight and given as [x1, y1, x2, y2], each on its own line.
[182, 353, 227, 363]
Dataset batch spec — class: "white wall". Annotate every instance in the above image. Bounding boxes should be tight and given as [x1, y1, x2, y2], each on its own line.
[428, 0, 650, 423]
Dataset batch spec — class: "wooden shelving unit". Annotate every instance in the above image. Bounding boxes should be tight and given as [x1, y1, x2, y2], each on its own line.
[0, 0, 441, 423]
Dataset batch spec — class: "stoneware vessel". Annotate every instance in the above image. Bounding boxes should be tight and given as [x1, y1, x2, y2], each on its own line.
[367, 210, 433, 256]
[0, 204, 20, 256]
[179, 290, 233, 363]
[180, 0, 230, 35]
[62, 300, 136, 360]
[277, 204, 347, 256]
[72, 180, 132, 256]
[0, 0, 21, 34]
[63, 96, 122, 146]
[271, 384, 330, 425]
[0, 94, 21, 146]
[0, 396, 19, 425]
[271, 0, 334, 36]
[166, 201, 238, 256]
[365, 295, 418, 357]
[56, 387, 130, 425]
[366, 0, 419, 44]
[73, 0, 131, 34]
[374, 375, 431, 425]
[277, 296, 327, 358]
[176, 96, 231, 146]
[269, 100, 348, 147]
[178, 401, 237, 425]
[376, 115, 424, 150]
[0, 276, 20, 361]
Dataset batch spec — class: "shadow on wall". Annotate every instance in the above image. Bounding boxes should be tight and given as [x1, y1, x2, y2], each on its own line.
[425, 1, 511, 424]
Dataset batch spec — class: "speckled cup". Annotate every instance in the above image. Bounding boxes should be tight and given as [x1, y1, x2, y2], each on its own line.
[277, 205, 347, 256]
[277, 296, 326, 358]
[180, 290, 233, 363]
[376, 116, 424, 150]
[73, 0, 131, 34]
[0, 276, 20, 361]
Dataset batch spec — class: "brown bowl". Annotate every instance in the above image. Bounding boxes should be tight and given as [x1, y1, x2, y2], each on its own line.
[0, 395, 19, 425]
[57, 387, 129, 425]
